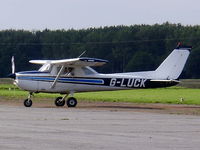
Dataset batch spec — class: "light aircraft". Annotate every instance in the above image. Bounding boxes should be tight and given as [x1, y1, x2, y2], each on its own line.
[8, 43, 191, 107]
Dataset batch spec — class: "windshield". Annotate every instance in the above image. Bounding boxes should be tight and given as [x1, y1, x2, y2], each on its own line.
[39, 63, 52, 72]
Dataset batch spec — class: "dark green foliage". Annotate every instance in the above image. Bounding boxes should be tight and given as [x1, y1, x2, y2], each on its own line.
[125, 51, 156, 72]
[0, 23, 199, 78]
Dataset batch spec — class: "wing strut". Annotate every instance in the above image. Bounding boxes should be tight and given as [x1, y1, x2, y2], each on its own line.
[51, 66, 65, 89]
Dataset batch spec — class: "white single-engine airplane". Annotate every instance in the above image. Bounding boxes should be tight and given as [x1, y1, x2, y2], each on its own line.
[8, 44, 191, 107]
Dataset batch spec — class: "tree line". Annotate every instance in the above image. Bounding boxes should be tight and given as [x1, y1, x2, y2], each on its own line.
[0, 22, 199, 78]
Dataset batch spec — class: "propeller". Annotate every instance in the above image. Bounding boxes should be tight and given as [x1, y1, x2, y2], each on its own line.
[11, 56, 15, 74]
[8, 56, 16, 79]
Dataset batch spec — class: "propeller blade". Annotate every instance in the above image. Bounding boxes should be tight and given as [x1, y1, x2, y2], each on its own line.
[11, 56, 15, 74]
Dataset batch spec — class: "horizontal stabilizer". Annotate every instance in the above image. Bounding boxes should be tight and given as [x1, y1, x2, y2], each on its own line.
[150, 79, 180, 83]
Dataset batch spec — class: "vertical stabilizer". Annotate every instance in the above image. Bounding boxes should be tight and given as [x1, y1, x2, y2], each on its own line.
[155, 45, 191, 79]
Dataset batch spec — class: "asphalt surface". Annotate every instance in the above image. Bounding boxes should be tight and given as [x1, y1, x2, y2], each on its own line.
[0, 105, 200, 150]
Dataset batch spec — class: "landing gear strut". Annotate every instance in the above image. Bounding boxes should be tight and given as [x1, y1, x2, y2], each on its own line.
[24, 92, 33, 107]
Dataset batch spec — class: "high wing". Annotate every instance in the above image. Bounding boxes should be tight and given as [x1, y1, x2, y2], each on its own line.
[29, 57, 108, 67]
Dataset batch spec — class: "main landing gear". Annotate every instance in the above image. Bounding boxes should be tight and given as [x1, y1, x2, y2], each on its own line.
[23, 92, 77, 108]
[54, 95, 77, 107]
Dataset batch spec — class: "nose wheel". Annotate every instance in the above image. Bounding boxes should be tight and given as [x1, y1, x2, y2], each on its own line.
[24, 99, 32, 107]
[24, 92, 33, 107]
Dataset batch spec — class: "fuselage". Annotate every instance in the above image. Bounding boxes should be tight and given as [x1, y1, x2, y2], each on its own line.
[14, 70, 178, 94]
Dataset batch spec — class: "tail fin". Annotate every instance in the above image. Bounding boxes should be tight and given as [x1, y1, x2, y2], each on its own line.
[155, 44, 191, 80]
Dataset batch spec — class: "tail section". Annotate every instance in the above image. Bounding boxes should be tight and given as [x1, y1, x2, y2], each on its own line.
[113, 43, 191, 80]
[155, 44, 191, 79]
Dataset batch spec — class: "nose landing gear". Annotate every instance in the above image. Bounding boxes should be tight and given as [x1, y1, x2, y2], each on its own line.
[24, 92, 33, 107]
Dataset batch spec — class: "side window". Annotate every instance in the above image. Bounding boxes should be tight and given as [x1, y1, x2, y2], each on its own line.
[61, 67, 74, 76]
[57, 66, 62, 74]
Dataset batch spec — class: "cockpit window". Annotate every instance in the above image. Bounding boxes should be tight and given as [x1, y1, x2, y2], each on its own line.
[56, 66, 74, 76]
[39, 64, 52, 72]
[63, 67, 73, 75]
[82, 67, 97, 75]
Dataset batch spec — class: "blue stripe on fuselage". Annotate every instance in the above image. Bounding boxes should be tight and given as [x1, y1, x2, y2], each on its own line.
[18, 71, 50, 74]
[17, 76, 104, 84]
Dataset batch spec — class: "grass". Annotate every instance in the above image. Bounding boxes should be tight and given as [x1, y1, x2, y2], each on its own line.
[0, 83, 200, 105]
[76, 87, 200, 105]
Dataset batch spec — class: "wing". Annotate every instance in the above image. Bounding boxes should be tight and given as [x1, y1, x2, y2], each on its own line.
[29, 60, 50, 64]
[29, 57, 108, 67]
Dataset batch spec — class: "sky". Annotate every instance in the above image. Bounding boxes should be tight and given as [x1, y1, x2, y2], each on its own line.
[0, 0, 200, 30]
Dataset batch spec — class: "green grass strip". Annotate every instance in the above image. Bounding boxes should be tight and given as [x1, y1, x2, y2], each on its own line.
[0, 84, 200, 105]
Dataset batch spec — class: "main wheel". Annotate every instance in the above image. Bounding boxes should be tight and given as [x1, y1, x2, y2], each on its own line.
[24, 99, 32, 107]
[66, 97, 77, 107]
[55, 97, 65, 107]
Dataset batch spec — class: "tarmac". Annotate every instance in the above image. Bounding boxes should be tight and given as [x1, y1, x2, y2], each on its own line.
[0, 105, 200, 150]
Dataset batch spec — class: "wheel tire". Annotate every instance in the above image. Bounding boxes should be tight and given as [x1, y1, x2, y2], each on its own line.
[55, 97, 65, 107]
[24, 99, 32, 107]
[66, 97, 77, 107]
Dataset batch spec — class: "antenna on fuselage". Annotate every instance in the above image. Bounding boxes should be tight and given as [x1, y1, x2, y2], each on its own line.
[78, 50, 86, 58]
